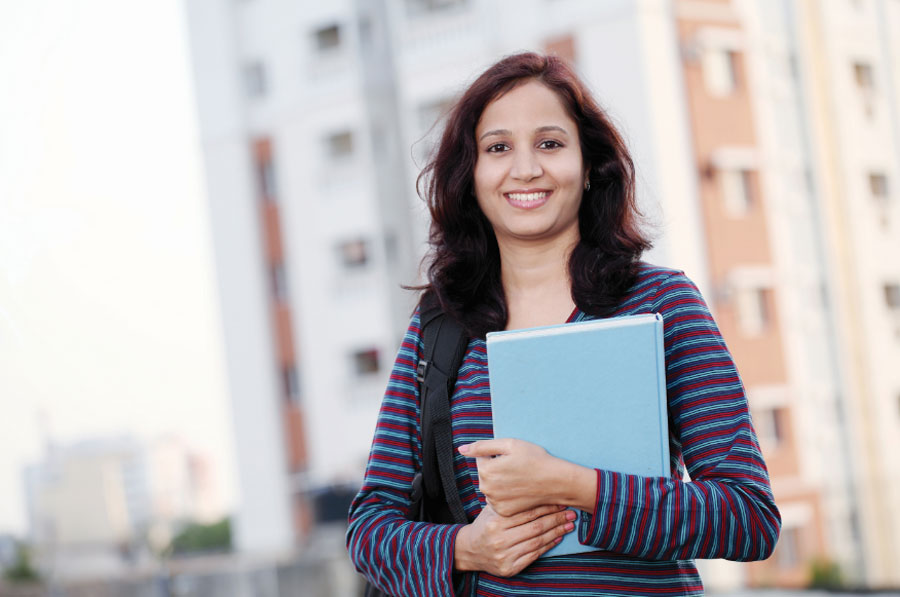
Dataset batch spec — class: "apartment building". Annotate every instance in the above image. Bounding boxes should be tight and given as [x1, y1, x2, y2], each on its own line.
[788, 0, 900, 585]
[676, 0, 900, 587]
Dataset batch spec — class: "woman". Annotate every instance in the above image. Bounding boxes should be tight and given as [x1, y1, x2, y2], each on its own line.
[347, 52, 780, 596]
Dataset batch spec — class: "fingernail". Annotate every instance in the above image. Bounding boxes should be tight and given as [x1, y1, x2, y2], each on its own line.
[565, 511, 577, 521]
[458, 444, 470, 454]
[565, 522, 575, 531]
[554, 537, 562, 544]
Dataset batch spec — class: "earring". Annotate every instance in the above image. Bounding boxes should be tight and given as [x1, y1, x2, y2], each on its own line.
[584, 180, 591, 191]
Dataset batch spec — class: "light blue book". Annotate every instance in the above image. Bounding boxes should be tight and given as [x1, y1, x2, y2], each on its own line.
[485, 313, 669, 557]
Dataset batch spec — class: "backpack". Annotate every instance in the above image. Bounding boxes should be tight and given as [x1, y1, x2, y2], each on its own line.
[364, 302, 469, 597]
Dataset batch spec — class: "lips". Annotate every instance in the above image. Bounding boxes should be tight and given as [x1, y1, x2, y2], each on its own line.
[504, 190, 550, 209]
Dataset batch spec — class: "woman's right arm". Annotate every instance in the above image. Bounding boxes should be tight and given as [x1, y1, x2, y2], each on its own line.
[346, 310, 465, 596]
[347, 311, 574, 595]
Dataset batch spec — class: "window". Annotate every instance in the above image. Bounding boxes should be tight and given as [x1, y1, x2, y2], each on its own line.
[253, 139, 276, 200]
[352, 348, 380, 376]
[243, 61, 267, 98]
[327, 130, 354, 158]
[271, 264, 288, 300]
[869, 172, 889, 199]
[755, 407, 785, 448]
[854, 62, 874, 91]
[776, 526, 800, 568]
[736, 287, 771, 336]
[282, 365, 300, 401]
[854, 61, 876, 117]
[702, 48, 738, 96]
[314, 24, 341, 51]
[405, 0, 468, 16]
[885, 283, 900, 309]
[720, 169, 754, 216]
[337, 239, 369, 268]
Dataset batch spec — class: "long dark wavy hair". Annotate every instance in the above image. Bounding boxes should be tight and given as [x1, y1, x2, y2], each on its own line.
[418, 52, 651, 338]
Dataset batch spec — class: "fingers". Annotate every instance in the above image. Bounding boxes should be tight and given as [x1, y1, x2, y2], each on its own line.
[501, 511, 576, 577]
[508, 532, 566, 576]
[507, 504, 566, 527]
[459, 439, 512, 458]
[509, 507, 575, 546]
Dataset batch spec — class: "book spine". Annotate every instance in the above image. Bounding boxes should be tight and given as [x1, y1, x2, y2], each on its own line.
[654, 315, 671, 476]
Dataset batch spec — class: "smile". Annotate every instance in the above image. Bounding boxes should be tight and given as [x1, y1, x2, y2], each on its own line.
[504, 191, 551, 209]
[505, 191, 550, 202]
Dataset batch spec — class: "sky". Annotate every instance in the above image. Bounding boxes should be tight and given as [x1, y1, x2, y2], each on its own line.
[0, 0, 236, 535]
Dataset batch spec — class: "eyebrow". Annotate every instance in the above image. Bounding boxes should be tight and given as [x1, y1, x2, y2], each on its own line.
[478, 125, 571, 141]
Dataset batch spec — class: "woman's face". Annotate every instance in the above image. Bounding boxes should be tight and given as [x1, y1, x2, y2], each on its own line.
[473, 80, 587, 248]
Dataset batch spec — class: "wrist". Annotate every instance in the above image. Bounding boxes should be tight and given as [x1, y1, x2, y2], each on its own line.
[453, 524, 477, 571]
[555, 460, 597, 513]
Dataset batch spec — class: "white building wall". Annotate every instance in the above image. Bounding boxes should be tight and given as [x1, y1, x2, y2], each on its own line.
[184, 0, 294, 555]
[819, 0, 900, 582]
[786, 0, 900, 584]
[735, 0, 862, 578]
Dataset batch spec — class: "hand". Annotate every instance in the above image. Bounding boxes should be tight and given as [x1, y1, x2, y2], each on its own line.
[454, 503, 576, 577]
[460, 438, 565, 516]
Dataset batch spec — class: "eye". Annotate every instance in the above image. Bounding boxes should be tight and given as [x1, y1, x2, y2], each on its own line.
[485, 143, 510, 153]
[538, 139, 563, 150]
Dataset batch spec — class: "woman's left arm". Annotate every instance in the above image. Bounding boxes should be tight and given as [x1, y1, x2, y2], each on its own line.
[469, 272, 781, 562]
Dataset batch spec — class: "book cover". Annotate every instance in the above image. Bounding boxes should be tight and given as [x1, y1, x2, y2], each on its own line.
[485, 313, 669, 557]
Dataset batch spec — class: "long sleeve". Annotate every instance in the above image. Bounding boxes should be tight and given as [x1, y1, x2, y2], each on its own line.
[578, 272, 781, 561]
[347, 309, 465, 597]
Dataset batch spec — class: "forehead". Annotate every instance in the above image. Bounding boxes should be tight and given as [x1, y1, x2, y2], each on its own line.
[476, 80, 577, 135]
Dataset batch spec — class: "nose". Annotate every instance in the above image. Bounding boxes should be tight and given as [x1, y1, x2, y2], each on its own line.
[510, 148, 543, 182]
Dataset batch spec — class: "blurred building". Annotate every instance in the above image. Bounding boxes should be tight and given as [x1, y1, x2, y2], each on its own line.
[23, 435, 220, 581]
[786, 0, 900, 586]
[184, 0, 899, 589]
[676, 0, 900, 588]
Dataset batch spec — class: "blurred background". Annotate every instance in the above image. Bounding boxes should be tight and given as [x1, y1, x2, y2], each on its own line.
[1, 0, 899, 595]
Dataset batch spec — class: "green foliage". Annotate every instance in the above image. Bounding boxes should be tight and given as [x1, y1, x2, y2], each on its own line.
[808, 557, 843, 590]
[168, 518, 232, 556]
[3, 543, 40, 584]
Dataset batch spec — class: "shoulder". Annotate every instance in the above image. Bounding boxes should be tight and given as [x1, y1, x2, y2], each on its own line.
[604, 263, 697, 315]
[633, 262, 687, 286]
[610, 263, 715, 326]
[397, 306, 425, 364]
[631, 263, 703, 299]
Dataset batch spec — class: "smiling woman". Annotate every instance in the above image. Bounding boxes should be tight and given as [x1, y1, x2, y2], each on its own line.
[347, 53, 780, 596]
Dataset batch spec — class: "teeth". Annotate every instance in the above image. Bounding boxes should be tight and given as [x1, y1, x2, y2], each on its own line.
[507, 192, 549, 202]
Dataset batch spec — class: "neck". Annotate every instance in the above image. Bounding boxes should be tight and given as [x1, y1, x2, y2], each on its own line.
[495, 233, 579, 329]
[497, 236, 574, 294]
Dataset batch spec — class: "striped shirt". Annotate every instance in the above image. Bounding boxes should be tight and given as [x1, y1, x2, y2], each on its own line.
[347, 265, 781, 596]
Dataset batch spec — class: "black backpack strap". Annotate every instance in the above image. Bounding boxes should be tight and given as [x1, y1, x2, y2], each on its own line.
[415, 301, 469, 525]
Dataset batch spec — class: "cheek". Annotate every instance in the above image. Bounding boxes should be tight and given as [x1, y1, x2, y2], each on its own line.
[473, 161, 490, 195]
[559, 159, 586, 188]
[474, 192, 494, 222]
